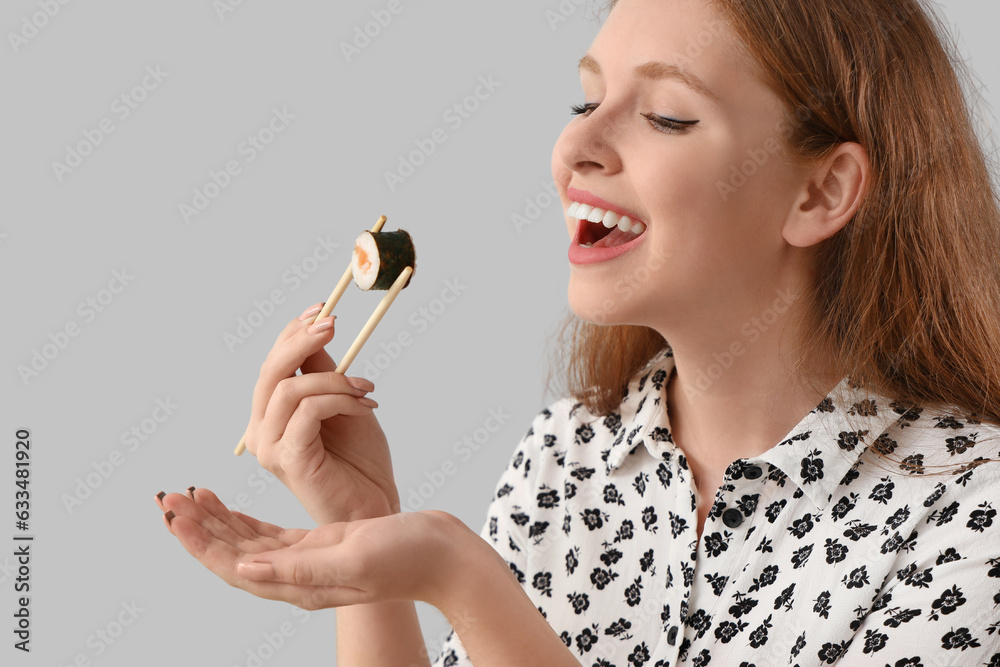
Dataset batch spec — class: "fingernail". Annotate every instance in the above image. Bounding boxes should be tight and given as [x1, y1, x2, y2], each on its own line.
[298, 304, 323, 321]
[346, 376, 375, 392]
[307, 316, 334, 334]
[237, 562, 274, 578]
[164, 510, 176, 525]
[358, 396, 379, 409]
[156, 491, 166, 502]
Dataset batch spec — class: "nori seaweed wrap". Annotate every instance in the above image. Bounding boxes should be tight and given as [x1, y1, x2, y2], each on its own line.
[351, 229, 416, 290]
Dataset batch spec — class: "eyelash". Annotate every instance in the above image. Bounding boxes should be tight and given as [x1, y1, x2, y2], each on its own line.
[569, 102, 698, 133]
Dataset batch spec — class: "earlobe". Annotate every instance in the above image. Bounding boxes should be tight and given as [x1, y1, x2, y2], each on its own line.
[782, 142, 869, 248]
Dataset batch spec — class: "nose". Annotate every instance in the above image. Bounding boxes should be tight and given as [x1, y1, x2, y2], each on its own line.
[553, 104, 624, 177]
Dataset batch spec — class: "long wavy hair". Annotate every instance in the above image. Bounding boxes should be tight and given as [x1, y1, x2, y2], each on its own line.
[548, 0, 1000, 447]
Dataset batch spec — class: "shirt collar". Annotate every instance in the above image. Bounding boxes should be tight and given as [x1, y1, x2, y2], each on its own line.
[603, 347, 677, 474]
[604, 347, 903, 511]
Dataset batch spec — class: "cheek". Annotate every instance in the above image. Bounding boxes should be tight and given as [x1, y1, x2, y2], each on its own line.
[551, 132, 574, 238]
[632, 153, 728, 257]
[631, 150, 779, 289]
[551, 125, 574, 188]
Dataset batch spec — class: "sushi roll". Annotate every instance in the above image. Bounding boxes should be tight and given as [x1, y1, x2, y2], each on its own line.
[351, 229, 416, 290]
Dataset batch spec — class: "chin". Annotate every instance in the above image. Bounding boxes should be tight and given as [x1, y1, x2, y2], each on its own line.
[567, 280, 633, 327]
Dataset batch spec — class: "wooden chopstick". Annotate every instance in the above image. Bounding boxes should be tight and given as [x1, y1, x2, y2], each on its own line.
[335, 265, 412, 373]
[234, 215, 391, 456]
[312, 215, 387, 322]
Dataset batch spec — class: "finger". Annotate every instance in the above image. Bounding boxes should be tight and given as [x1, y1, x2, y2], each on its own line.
[157, 491, 192, 528]
[254, 306, 328, 394]
[263, 315, 337, 383]
[279, 302, 326, 343]
[300, 345, 338, 376]
[279, 393, 378, 456]
[168, 512, 248, 584]
[258, 372, 373, 446]
[161, 493, 275, 554]
[287, 304, 342, 375]
[171, 514, 365, 608]
[245, 315, 338, 452]
[190, 488, 283, 548]
[231, 511, 310, 546]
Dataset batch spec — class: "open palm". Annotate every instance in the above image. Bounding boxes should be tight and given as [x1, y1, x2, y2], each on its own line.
[156, 487, 468, 610]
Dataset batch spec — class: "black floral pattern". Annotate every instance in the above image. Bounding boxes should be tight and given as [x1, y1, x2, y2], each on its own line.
[433, 349, 1000, 666]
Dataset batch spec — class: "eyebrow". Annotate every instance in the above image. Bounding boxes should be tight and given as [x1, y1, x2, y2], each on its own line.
[577, 53, 720, 104]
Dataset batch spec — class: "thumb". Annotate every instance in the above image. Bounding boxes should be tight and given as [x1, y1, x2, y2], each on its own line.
[236, 560, 278, 580]
[237, 552, 323, 586]
[237, 547, 355, 588]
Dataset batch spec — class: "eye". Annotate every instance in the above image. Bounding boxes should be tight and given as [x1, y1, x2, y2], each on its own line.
[570, 102, 598, 116]
[570, 103, 699, 134]
[641, 113, 699, 134]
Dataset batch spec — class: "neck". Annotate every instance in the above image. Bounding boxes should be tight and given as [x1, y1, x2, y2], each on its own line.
[657, 288, 842, 472]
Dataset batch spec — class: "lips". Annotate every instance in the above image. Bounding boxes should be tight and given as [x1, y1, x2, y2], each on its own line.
[578, 219, 642, 247]
[565, 187, 648, 263]
[567, 187, 647, 232]
[568, 218, 648, 264]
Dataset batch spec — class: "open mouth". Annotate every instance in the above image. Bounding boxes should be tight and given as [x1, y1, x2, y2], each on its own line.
[567, 201, 647, 248]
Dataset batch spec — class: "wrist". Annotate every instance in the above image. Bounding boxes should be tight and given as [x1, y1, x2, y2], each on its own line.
[308, 493, 399, 525]
[419, 512, 508, 615]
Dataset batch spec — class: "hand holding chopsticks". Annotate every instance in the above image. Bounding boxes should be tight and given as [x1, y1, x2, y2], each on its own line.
[234, 215, 411, 456]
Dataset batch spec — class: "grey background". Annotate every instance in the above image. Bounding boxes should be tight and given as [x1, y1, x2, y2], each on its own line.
[1, 1, 996, 665]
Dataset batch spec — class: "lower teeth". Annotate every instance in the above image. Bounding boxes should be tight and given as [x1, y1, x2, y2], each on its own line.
[579, 242, 593, 248]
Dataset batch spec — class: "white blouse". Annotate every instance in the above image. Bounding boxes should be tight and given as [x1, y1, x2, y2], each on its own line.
[432, 348, 1000, 666]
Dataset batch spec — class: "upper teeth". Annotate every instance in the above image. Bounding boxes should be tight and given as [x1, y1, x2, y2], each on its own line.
[566, 201, 647, 235]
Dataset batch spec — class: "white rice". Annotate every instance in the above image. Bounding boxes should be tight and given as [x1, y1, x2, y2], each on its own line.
[351, 231, 381, 290]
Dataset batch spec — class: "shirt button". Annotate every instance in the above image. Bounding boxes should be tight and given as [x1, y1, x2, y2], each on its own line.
[744, 465, 763, 479]
[722, 508, 744, 528]
[667, 625, 679, 645]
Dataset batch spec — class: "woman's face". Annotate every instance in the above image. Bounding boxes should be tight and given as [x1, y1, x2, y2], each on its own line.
[552, 0, 806, 331]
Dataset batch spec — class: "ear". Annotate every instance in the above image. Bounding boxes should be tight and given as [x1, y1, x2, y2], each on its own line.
[782, 142, 869, 248]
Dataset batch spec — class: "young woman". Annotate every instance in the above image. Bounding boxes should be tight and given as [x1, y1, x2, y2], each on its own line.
[156, 0, 1000, 664]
